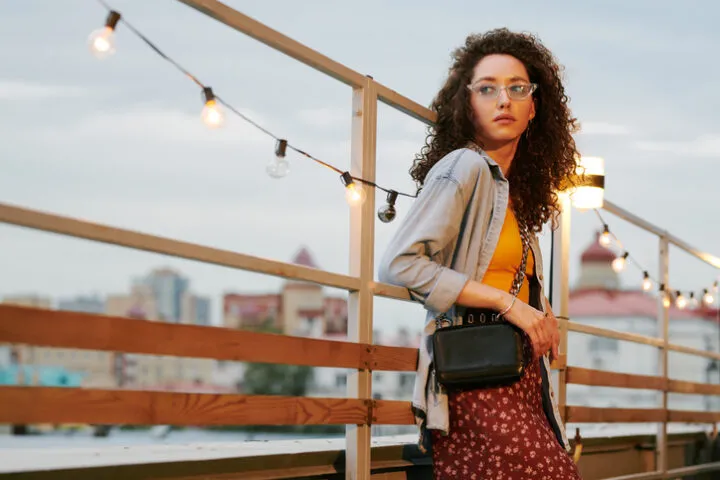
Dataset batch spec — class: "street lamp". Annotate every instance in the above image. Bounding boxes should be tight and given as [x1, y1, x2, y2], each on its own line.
[569, 156, 605, 210]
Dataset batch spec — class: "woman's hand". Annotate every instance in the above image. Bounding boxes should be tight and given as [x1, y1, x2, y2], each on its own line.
[500, 295, 558, 359]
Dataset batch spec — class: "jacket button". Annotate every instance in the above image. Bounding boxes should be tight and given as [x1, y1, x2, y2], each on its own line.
[538, 273, 544, 281]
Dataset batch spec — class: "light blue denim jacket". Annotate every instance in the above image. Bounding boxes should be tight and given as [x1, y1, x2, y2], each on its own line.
[378, 147, 570, 453]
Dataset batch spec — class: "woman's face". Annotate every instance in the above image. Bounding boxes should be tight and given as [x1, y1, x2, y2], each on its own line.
[468, 54, 536, 148]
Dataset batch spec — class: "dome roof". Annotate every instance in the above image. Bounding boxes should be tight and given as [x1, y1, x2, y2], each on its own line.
[581, 231, 616, 263]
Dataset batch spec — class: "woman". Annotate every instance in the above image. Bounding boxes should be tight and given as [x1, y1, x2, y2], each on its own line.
[379, 29, 582, 479]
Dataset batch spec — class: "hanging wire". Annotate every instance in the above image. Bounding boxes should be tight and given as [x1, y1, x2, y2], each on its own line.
[94, 0, 417, 199]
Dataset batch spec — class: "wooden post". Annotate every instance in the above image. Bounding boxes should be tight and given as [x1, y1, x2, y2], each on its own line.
[656, 236, 670, 473]
[552, 194, 572, 421]
[346, 76, 377, 480]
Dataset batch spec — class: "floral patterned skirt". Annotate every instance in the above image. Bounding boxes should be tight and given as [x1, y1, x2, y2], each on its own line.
[431, 339, 582, 479]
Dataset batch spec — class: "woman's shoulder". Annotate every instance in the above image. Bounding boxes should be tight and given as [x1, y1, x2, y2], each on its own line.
[426, 147, 492, 187]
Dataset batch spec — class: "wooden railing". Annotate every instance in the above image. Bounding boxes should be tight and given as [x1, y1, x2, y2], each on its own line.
[2, 1, 720, 479]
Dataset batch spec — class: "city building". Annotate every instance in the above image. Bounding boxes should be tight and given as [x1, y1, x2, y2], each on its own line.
[223, 247, 348, 336]
[566, 232, 720, 412]
[1, 295, 115, 388]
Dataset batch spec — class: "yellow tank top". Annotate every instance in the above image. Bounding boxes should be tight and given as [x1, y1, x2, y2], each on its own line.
[481, 208, 534, 304]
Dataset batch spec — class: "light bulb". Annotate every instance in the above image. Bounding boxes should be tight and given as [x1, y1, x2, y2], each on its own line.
[599, 232, 611, 247]
[377, 190, 398, 223]
[201, 87, 223, 128]
[570, 156, 605, 210]
[662, 295, 671, 308]
[267, 156, 290, 178]
[267, 139, 289, 178]
[599, 225, 612, 247]
[378, 204, 396, 223]
[345, 183, 366, 206]
[676, 292, 687, 309]
[201, 100, 224, 127]
[612, 253, 628, 273]
[689, 292, 699, 309]
[642, 273, 652, 292]
[340, 172, 367, 206]
[703, 289, 714, 306]
[88, 11, 121, 60]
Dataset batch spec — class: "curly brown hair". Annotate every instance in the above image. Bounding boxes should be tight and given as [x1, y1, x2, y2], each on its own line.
[410, 28, 580, 233]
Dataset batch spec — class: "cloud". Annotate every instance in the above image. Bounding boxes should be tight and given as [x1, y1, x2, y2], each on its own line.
[577, 122, 631, 136]
[295, 107, 350, 128]
[0, 80, 88, 100]
[635, 134, 720, 157]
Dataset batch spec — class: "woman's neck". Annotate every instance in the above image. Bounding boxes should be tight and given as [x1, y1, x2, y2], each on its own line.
[481, 139, 519, 177]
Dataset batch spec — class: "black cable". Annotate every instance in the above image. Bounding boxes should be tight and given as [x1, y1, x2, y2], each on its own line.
[94, 0, 417, 199]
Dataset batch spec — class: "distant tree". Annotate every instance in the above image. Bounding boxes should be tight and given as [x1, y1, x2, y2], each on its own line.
[242, 318, 314, 397]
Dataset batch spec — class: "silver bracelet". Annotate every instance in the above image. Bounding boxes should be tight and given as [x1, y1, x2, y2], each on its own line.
[499, 296, 516, 316]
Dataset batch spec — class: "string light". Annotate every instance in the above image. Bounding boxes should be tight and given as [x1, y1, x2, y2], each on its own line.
[267, 139, 290, 179]
[593, 209, 717, 309]
[660, 285, 672, 308]
[200, 87, 224, 128]
[88, 10, 120, 59]
[378, 190, 398, 223]
[675, 291, 687, 309]
[90, 2, 416, 220]
[599, 224, 612, 247]
[703, 289, 714, 306]
[642, 271, 653, 292]
[612, 252, 628, 273]
[341, 172, 367, 206]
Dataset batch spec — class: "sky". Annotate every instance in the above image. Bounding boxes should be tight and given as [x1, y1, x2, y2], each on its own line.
[1, 0, 719, 334]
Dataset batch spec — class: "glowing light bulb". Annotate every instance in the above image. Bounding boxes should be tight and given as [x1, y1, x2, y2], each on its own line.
[341, 172, 366, 206]
[675, 291, 687, 309]
[599, 225, 612, 247]
[642, 272, 652, 292]
[267, 139, 290, 178]
[88, 11, 121, 60]
[662, 295, 671, 309]
[570, 156, 605, 210]
[201, 87, 224, 128]
[689, 292, 699, 309]
[703, 289, 714, 306]
[612, 252, 628, 273]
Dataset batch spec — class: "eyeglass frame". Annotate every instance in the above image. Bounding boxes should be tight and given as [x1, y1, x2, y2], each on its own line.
[466, 81, 538, 101]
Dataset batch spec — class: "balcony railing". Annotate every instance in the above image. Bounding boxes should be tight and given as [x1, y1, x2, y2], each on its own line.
[1, 1, 720, 479]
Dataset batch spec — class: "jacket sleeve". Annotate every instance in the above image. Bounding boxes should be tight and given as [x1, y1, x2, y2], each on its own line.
[378, 172, 472, 314]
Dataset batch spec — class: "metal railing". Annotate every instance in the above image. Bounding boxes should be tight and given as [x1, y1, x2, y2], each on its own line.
[1, 1, 719, 478]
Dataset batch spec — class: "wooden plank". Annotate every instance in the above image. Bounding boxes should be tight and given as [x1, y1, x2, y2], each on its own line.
[374, 83, 435, 126]
[566, 367, 666, 391]
[369, 281, 411, 302]
[667, 410, 720, 423]
[174, 1, 435, 126]
[0, 202, 360, 292]
[373, 400, 415, 425]
[565, 406, 666, 423]
[604, 200, 720, 269]
[371, 345, 417, 372]
[345, 76, 377, 480]
[667, 379, 720, 395]
[176, 0, 367, 87]
[0, 305, 418, 371]
[565, 320, 664, 348]
[0, 386, 369, 426]
[667, 342, 720, 361]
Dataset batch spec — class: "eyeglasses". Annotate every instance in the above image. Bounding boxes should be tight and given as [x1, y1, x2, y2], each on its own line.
[467, 82, 537, 100]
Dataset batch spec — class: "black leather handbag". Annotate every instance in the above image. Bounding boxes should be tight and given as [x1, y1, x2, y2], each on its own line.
[431, 218, 530, 389]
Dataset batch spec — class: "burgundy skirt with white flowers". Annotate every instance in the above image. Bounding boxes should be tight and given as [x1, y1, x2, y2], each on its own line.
[430, 340, 582, 480]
